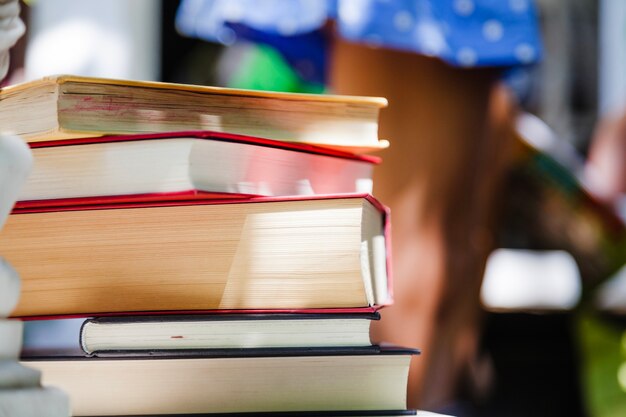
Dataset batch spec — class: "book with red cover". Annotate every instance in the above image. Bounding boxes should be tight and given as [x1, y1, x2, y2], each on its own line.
[6, 194, 393, 318]
[16, 131, 379, 209]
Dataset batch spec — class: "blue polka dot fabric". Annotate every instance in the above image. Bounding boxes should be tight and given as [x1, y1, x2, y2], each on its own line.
[176, 0, 542, 81]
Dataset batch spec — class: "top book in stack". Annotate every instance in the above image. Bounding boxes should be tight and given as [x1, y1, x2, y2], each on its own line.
[0, 75, 388, 153]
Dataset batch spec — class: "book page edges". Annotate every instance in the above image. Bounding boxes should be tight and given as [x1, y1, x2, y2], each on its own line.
[2, 75, 387, 107]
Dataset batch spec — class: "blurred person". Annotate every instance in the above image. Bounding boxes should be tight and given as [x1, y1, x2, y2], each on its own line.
[175, 0, 542, 411]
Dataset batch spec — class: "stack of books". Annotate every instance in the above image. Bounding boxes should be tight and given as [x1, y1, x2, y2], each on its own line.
[0, 135, 70, 416]
[0, 75, 443, 416]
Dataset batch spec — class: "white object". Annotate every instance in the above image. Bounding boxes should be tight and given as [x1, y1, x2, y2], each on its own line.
[0, 134, 32, 229]
[0, 0, 25, 80]
[0, 319, 22, 359]
[515, 112, 585, 181]
[0, 387, 70, 417]
[599, 0, 626, 115]
[481, 249, 582, 311]
[0, 361, 41, 389]
[25, 0, 160, 81]
[595, 263, 626, 313]
[0, 257, 19, 317]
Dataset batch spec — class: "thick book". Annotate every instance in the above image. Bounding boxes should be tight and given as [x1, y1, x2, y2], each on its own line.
[0, 75, 388, 152]
[23, 347, 417, 416]
[5, 194, 391, 317]
[16, 131, 377, 207]
[20, 313, 379, 357]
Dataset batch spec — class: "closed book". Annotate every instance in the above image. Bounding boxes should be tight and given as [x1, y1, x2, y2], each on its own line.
[16, 131, 377, 208]
[0, 319, 22, 359]
[0, 387, 70, 417]
[23, 347, 417, 416]
[0, 75, 387, 152]
[5, 195, 391, 317]
[22, 313, 379, 357]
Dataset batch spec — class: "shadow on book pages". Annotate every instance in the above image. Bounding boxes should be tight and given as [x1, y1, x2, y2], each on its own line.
[0, 134, 70, 416]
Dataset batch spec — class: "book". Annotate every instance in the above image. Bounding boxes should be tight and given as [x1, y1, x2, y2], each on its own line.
[0, 361, 41, 389]
[0, 75, 388, 152]
[5, 195, 391, 317]
[0, 387, 70, 417]
[16, 131, 377, 207]
[23, 347, 416, 416]
[22, 313, 379, 357]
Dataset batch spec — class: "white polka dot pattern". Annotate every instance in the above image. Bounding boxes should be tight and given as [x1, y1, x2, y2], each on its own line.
[175, 0, 542, 70]
[454, 0, 475, 16]
[457, 47, 478, 67]
[515, 43, 536, 63]
[483, 19, 504, 42]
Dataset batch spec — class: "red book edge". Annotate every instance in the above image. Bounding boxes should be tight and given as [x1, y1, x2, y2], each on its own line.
[12, 193, 394, 319]
[14, 190, 254, 209]
[27, 130, 382, 164]
[19, 307, 382, 321]
[17, 130, 381, 209]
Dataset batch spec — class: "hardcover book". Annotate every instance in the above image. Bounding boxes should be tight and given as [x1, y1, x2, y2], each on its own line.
[24, 347, 417, 416]
[21, 313, 380, 357]
[0, 75, 388, 152]
[17, 131, 377, 207]
[5, 194, 391, 317]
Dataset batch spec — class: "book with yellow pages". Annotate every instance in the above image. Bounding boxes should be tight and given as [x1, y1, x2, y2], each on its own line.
[0, 75, 388, 153]
[5, 194, 391, 318]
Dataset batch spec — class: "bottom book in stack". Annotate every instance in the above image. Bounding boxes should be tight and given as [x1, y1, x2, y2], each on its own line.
[20, 314, 434, 417]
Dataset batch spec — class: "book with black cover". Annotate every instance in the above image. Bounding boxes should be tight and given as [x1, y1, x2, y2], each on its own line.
[23, 347, 419, 416]
[22, 313, 381, 358]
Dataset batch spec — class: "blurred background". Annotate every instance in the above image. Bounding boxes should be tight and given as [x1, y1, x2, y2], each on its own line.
[8, 1, 626, 416]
